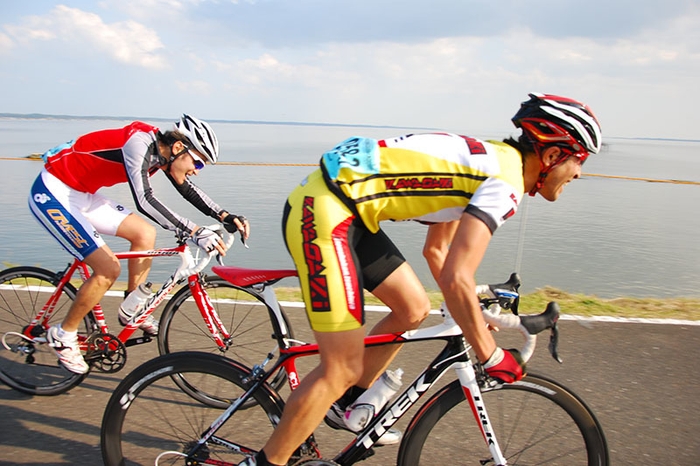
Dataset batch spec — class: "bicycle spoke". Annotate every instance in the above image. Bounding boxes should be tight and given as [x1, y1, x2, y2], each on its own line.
[398, 376, 607, 465]
[158, 278, 291, 399]
[0, 267, 87, 395]
[101, 353, 283, 466]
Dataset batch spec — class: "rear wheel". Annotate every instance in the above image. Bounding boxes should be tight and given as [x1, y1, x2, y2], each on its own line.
[0, 266, 94, 395]
[398, 374, 609, 465]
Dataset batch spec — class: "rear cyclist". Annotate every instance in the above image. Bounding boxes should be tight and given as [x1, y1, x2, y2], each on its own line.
[28, 115, 250, 374]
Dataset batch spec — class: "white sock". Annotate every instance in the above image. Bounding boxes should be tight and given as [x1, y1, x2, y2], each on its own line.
[56, 324, 77, 340]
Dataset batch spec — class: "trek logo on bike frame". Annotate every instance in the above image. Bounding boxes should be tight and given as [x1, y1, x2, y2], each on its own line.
[301, 196, 330, 312]
[357, 374, 432, 449]
[46, 209, 89, 249]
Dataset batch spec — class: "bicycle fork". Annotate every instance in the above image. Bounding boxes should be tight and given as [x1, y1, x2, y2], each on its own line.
[453, 361, 508, 466]
[337, 336, 509, 466]
[188, 275, 230, 349]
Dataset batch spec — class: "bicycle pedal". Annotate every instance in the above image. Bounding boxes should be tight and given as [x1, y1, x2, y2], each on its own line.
[124, 334, 153, 347]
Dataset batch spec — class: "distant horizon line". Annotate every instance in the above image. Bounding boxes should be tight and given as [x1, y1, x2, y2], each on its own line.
[1, 112, 698, 143]
[0, 112, 438, 132]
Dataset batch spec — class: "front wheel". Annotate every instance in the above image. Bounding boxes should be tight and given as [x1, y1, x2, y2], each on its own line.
[0, 266, 93, 395]
[397, 374, 609, 465]
[158, 277, 293, 393]
[101, 351, 285, 466]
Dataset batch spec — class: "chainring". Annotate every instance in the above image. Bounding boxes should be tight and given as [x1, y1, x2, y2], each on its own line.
[84, 332, 127, 373]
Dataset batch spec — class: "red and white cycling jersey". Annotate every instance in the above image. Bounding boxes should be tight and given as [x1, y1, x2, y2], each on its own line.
[43, 121, 224, 236]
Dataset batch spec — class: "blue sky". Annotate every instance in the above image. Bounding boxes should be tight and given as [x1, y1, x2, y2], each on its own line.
[1, 0, 698, 139]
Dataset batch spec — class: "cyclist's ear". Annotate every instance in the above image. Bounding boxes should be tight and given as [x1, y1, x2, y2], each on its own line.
[541, 146, 562, 168]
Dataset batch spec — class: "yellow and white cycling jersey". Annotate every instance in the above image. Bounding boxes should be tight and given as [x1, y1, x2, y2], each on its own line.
[321, 133, 525, 233]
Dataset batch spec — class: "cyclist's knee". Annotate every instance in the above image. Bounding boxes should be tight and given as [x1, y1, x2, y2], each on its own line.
[117, 214, 157, 249]
[318, 351, 365, 391]
[144, 223, 157, 245]
[322, 359, 364, 394]
[98, 260, 121, 284]
[88, 255, 121, 285]
[132, 223, 156, 249]
[392, 295, 431, 329]
[315, 328, 365, 391]
[411, 297, 431, 324]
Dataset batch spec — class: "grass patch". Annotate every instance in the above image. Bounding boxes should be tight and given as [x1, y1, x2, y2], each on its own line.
[273, 286, 699, 321]
[3, 270, 696, 320]
[523, 287, 699, 320]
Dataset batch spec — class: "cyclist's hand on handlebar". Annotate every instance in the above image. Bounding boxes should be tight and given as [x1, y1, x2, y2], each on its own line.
[484, 347, 526, 383]
[192, 226, 226, 256]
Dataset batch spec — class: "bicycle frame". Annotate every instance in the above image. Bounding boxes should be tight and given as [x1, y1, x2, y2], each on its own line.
[299, 319, 509, 464]
[192, 302, 512, 465]
[22, 237, 235, 352]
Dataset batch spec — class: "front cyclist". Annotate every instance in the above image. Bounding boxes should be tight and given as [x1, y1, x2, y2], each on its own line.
[240, 93, 602, 466]
[28, 115, 250, 374]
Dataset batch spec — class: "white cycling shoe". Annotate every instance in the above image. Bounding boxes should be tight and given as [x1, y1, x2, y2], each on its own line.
[46, 326, 89, 374]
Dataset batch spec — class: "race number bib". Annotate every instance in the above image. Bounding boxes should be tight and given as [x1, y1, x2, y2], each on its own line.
[322, 137, 380, 180]
[41, 140, 75, 162]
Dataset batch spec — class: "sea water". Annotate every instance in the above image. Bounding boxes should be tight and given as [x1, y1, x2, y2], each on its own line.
[1, 117, 698, 298]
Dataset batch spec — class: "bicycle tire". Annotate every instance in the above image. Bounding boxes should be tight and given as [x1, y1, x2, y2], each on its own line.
[397, 373, 609, 466]
[101, 351, 285, 466]
[0, 266, 94, 395]
[158, 276, 293, 396]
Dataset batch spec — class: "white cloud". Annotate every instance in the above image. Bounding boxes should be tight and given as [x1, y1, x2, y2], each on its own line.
[1, 1, 698, 138]
[0, 32, 14, 53]
[98, 0, 189, 22]
[175, 79, 212, 94]
[4, 5, 168, 69]
[200, 16, 700, 137]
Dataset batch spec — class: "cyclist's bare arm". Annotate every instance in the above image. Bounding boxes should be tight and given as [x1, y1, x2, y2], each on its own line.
[423, 220, 459, 282]
[438, 212, 497, 363]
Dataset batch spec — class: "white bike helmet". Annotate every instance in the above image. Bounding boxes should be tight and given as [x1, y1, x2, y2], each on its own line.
[174, 114, 220, 165]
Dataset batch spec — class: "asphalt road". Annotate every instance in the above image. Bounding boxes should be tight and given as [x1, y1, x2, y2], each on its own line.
[1, 307, 698, 465]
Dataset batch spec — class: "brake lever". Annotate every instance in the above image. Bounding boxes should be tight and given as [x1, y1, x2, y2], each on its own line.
[223, 222, 249, 249]
[549, 323, 562, 363]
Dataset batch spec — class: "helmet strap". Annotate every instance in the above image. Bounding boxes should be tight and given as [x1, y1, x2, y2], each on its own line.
[166, 144, 189, 175]
[528, 144, 571, 197]
[529, 172, 546, 197]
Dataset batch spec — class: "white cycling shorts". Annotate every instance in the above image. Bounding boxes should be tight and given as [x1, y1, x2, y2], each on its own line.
[28, 169, 132, 261]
